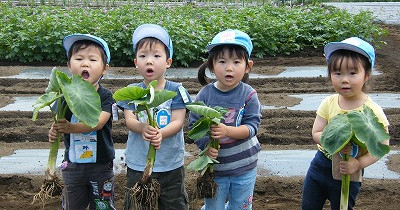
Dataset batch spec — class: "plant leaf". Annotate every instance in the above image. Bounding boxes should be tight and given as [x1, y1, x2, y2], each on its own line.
[188, 117, 211, 140]
[57, 74, 101, 128]
[186, 103, 223, 119]
[32, 92, 60, 121]
[321, 114, 352, 155]
[347, 106, 390, 158]
[187, 155, 213, 171]
[136, 89, 177, 112]
[113, 86, 149, 101]
[45, 67, 61, 93]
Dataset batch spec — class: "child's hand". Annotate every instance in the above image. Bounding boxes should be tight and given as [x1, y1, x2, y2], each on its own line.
[48, 123, 59, 143]
[52, 118, 72, 134]
[142, 125, 163, 149]
[207, 146, 219, 159]
[340, 157, 361, 175]
[210, 123, 228, 139]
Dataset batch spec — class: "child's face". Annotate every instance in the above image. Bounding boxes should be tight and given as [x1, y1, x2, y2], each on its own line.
[212, 50, 252, 92]
[134, 42, 172, 85]
[68, 45, 108, 88]
[330, 57, 370, 99]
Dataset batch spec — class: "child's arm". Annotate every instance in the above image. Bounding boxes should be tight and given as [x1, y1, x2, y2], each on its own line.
[311, 115, 328, 145]
[52, 111, 111, 134]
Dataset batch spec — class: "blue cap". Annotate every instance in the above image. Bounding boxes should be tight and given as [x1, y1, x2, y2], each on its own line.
[324, 37, 375, 68]
[206, 29, 253, 56]
[132, 24, 173, 59]
[63, 34, 111, 64]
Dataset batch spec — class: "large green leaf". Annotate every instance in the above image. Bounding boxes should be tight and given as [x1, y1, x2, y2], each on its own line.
[57, 74, 101, 128]
[45, 67, 61, 93]
[186, 103, 223, 119]
[188, 117, 211, 140]
[187, 155, 214, 171]
[321, 114, 352, 155]
[136, 89, 177, 112]
[347, 106, 390, 158]
[32, 92, 61, 121]
[113, 86, 149, 101]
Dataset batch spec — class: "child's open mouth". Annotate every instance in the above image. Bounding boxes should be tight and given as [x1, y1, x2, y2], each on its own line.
[146, 69, 154, 76]
[81, 70, 90, 79]
[225, 75, 233, 80]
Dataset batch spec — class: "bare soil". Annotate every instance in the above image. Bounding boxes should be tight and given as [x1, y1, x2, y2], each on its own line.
[0, 24, 399, 210]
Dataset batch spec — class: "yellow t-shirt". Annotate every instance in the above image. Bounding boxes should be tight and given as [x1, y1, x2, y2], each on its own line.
[316, 94, 389, 153]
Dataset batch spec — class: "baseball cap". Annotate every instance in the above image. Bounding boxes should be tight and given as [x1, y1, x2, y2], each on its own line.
[324, 37, 375, 68]
[206, 29, 253, 56]
[132, 24, 173, 59]
[63, 34, 111, 64]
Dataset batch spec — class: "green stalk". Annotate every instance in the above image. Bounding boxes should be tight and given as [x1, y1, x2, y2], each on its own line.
[45, 98, 66, 181]
[208, 137, 219, 173]
[141, 105, 156, 184]
[340, 153, 350, 210]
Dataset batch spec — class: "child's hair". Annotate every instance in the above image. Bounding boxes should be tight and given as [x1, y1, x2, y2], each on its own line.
[67, 40, 108, 67]
[135, 37, 170, 60]
[327, 49, 371, 91]
[198, 44, 251, 86]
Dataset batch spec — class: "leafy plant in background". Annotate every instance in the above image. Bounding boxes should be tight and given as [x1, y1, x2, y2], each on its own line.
[0, 4, 385, 67]
[186, 102, 228, 198]
[113, 80, 177, 210]
[320, 105, 390, 210]
[31, 67, 101, 207]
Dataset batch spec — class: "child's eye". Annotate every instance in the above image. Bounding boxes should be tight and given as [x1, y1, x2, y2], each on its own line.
[138, 54, 145, 58]
[234, 60, 242, 64]
[155, 54, 161, 58]
[218, 60, 226, 64]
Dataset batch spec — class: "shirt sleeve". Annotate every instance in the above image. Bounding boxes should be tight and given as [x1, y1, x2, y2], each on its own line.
[241, 90, 262, 138]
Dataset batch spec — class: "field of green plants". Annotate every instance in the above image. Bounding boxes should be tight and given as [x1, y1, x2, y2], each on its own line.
[0, 3, 385, 66]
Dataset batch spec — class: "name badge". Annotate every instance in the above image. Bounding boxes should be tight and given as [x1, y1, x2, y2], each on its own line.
[69, 115, 97, 163]
[155, 108, 170, 128]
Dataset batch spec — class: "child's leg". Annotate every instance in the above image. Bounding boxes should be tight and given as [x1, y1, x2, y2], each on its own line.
[226, 167, 257, 210]
[62, 163, 89, 210]
[87, 162, 116, 210]
[302, 151, 330, 209]
[203, 175, 230, 210]
[123, 167, 142, 210]
[152, 166, 188, 210]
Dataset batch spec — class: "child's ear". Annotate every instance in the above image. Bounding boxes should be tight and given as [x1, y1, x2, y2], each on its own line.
[133, 59, 138, 68]
[246, 60, 254, 73]
[166, 58, 173, 69]
[67, 62, 71, 68]
[102, 64, 110, 76]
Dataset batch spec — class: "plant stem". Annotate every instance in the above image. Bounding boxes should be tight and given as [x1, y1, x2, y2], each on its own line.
[141, 106, 156, 184]
[340, 154, 350, 210]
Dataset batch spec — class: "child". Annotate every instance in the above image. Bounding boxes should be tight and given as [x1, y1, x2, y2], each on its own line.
[48, 34, 116, 210]
[301, 37, 390, 209]
[189, 29, 262, 209]
[117, 23, 191, 210]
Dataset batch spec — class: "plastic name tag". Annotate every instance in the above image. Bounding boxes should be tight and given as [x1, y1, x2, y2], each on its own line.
[112, 103, 118, 121]
[178, 86, 190, 103]
[155, 108, 170, 128]
[69, 115, 97, 163]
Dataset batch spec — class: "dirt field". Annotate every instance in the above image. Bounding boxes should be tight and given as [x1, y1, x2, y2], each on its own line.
[0, 24, 399, 210]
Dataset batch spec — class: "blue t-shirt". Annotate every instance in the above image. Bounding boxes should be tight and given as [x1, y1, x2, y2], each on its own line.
[117, 80, 191, 172]
[188, 81, 262, 177]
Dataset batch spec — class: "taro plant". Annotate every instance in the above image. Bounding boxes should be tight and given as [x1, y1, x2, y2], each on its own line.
[31, 67, 101, 206]
[320, 105, 390, 210]
[186, 101, 228, 198]
[113, 80, 177, 210]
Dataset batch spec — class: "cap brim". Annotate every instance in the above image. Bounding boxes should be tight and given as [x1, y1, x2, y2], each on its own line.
[206, 43, 250, 56]
[63, 34, 110, 63]
[324, 42, 371, 63]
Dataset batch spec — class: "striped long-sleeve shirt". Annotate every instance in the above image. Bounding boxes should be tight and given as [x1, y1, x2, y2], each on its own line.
[188, 81, 262, 177]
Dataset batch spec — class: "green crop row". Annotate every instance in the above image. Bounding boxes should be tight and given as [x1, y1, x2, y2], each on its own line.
[0, 3, 385, 66]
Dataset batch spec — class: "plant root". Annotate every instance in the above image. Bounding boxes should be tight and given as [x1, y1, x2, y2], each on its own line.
[196, 169, 218, 198]
[32, 176, 63, 208]
[127, 178, 161, 210]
